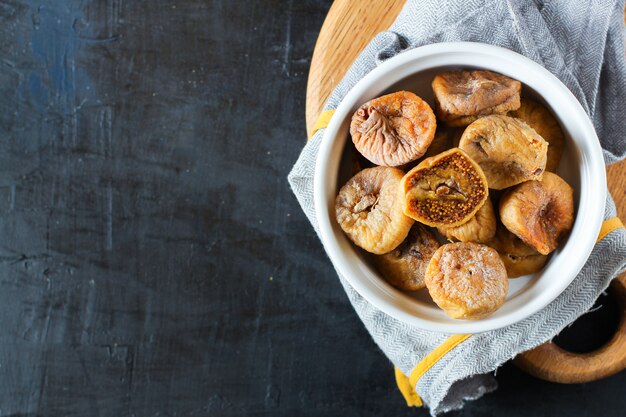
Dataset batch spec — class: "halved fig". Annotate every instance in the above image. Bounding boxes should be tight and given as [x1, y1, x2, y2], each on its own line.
[350, 91, 437, 166]
[335, 167, 414, 254]
[499, 172, 574, 255]
[510, 98, 565, 172]
[401, 148, 489, 227]
[425, 242, 508, 320]
[437, 198, 496, 243]
[374, 224, 440, 291]
[432, 70, 521, 127]
[487, 226, 548, 278]
[459, 115, 548, 189]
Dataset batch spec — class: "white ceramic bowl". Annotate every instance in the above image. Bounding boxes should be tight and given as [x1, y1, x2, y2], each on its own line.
[314, 42, 606, 333]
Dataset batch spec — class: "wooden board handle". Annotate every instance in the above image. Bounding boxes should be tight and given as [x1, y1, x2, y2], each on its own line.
[514, 273, 626, 383]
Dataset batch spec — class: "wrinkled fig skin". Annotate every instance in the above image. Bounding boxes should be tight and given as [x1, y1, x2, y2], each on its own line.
[459, 115, 548, 190]
[350, 91, 437, 167]
[510, 98, 565, 172]
[438, 198, 496, 243]
[432, 70, 521, 127]
[500, 172, 574, 255]
[487, 226, 548, 278]
[374, 224, 440, 291]
[425, 242, 508, 320]
[401, 148, 489, 227]
[335, 167, 414, 255]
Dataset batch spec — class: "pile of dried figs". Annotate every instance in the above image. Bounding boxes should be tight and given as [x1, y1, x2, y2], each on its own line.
[335, 70, 574, 320]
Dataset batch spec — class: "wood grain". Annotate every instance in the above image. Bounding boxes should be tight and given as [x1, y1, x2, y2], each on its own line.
[514, 275, 626, 383]
[305, 0, 406, 132]
[307, 0, 626, 383]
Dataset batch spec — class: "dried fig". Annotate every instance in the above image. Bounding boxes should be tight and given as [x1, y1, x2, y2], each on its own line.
[459, 115, 548, 189]
[437, 198, 496, 243]
[510, 98, 565, 172]
[335, 167, 414, 254]
[350, 91, 437, 166]
[425, 242, 508, 320]
[432, 70, 521, 127]
[487, 226, 548, 278]
[499, 172, 574, 255]
[401, 148, 489, 227]
[374, 224, 440, 291]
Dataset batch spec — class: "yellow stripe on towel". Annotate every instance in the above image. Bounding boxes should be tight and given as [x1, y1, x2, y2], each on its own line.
[396, 334, 472, 407]
[395, 368, 423, 407]
[395, 217, 624, 407]
[309, 109, 335, 139]
[597, 217, 624, 242]
[409, 334, 472, 388]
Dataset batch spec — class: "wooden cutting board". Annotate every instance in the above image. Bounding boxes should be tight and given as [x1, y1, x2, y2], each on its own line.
[306, 0, 626, 383]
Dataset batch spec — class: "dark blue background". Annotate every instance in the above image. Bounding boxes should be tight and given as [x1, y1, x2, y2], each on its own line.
[0, 1, 623, 416]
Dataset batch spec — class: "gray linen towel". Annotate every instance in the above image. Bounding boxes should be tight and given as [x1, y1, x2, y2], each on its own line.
[288, 0, 626, 414]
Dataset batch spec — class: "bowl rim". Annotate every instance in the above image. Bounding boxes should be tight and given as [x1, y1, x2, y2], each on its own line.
[314, 42, 607, 334]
